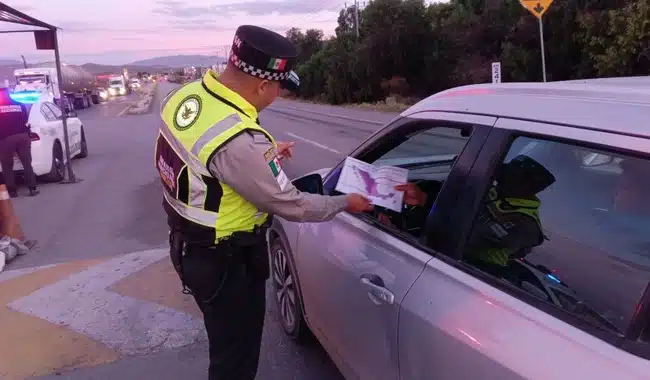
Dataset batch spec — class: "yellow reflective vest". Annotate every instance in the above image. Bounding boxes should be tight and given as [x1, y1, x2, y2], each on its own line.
[467, 187, 544, 266]
[155, 70, 276, 243]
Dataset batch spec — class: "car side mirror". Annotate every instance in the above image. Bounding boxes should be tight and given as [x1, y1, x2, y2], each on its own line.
[66, 110, 78, 118]
[292, 173, 323, 194]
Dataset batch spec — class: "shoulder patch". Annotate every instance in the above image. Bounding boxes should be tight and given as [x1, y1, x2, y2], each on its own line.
[173, 94, 202, 131]
[263, 147, 275, 161]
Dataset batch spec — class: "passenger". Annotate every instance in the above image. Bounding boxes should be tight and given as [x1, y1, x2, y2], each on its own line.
[614, 157, 650, 216]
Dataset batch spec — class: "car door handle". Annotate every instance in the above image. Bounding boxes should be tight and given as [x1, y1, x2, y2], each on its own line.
[360, 273, 395, 305]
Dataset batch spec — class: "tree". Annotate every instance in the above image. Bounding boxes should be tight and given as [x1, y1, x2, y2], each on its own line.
[287, 0, 646, 105]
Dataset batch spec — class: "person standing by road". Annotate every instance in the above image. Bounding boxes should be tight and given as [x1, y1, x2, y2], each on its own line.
[155, 25, 373, 380]
[0, 87, 38, 198]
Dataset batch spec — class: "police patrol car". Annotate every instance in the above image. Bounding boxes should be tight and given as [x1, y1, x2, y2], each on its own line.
[3, 94, 88, 182]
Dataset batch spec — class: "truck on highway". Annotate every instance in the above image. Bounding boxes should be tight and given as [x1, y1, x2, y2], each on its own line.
[107, 74, 130, 97]
[13, 65, 100, 111]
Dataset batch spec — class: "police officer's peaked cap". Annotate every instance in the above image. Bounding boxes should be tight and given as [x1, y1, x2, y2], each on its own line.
[229, 25, 300, 92]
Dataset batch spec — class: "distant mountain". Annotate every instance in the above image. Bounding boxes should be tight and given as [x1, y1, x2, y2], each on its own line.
[0, 62, 172, 86]
[129, 55, 225, 68]
[0, 60, 20, 66]
[81, 63, 171, 75]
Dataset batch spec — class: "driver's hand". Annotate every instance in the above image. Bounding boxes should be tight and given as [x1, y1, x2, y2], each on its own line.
[395, 183, 427, 206]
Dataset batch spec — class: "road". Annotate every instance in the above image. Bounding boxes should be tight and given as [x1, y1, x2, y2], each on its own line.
[0, 82, 393, 380]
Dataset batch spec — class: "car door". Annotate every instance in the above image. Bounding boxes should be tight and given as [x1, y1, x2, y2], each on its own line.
[398, 119, 650, 380]
[294, 112, 495, 380]
[45, 102, 81, 156]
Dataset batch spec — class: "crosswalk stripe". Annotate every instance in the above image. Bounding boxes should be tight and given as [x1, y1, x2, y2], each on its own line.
[8, 248, 206, 356]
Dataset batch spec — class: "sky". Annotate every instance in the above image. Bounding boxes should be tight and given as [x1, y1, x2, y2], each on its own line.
[0, 0, 353, 65]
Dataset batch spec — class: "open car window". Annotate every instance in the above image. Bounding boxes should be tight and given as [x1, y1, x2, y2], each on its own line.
[327, 123, 473, 239]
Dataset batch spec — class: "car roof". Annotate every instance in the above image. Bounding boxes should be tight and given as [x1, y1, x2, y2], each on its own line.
[402, 76, 650, 139]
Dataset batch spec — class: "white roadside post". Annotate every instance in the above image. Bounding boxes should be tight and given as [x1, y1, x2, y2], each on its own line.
[491, 62, 502, 84]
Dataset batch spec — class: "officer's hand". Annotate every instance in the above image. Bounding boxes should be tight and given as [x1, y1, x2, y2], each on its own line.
[276, 141, 295, 160]
[345, 193, 374, 213]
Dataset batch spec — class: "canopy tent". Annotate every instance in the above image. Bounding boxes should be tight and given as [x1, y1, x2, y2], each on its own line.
[0, 2, 79, 183]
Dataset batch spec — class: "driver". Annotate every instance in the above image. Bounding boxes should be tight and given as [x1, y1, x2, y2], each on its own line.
[387, 155, 555, 275]
[463, 155, 555, 275]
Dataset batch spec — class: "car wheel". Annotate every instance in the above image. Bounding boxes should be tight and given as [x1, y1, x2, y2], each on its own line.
[77, 128, 88, 158]
[42, 141, 65, 182]
[271, 237, 311, 343]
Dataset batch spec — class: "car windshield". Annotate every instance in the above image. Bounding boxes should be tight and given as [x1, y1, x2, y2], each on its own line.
[16, 74, 46, 84]
[109, 80, 121, 86]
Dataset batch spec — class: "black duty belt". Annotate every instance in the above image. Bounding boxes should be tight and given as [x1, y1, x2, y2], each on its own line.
[173, 224, 269, 251]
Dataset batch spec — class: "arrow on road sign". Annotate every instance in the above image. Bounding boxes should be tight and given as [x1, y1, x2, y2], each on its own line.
[520, 0, 553, 19]
[7, 249, 206, 355]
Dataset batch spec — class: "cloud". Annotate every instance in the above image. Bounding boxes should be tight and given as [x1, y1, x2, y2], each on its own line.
[57, 21, 160, 34]
[153, 0, 341, 18]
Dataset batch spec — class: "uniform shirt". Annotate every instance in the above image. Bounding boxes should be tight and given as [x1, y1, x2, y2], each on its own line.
[208, 131, 349, 222]
[0, 92, 29, 140]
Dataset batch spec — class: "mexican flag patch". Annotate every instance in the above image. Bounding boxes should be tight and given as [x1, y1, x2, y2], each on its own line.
[269, 157, 281, 176]
[267, 58, 287, 71]
[268, 157, 289, 190]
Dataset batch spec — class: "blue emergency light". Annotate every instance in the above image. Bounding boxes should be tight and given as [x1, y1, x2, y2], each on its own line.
[9, 91, 41, 104]
[546, 273, 561, 284]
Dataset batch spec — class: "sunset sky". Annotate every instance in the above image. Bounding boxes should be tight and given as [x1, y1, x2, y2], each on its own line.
[0, 0, 349, 65]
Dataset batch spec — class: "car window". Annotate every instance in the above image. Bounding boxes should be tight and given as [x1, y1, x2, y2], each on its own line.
[45, 102, 62, 119]
[327, 124, 473, 239]
[462, 135, 650, 336]
[40, 103, 56, 121]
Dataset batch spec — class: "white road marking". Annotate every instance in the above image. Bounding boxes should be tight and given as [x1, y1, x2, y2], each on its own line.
[8, 248, 206, 355]
[285, 132, 342, 154]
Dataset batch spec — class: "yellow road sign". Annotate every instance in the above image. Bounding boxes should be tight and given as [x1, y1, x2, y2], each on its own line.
[520, 0, 553, 18]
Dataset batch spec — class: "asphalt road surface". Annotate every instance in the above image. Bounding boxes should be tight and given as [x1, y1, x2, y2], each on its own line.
[0, 82, 394, 380]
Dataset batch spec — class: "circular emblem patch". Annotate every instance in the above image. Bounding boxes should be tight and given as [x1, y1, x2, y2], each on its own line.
[173, 95, 201, 130]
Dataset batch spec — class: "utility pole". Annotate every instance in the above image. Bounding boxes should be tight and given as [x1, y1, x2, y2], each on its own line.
[354, 0, 360, 38]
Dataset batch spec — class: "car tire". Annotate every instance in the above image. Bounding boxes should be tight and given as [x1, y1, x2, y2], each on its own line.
[270, 237, 312, 344]
[42, 141, 65, 183]
[77, 128, 88, 159]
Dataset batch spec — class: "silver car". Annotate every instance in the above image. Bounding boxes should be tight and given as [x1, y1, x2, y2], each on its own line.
[267, 79, 650, 380]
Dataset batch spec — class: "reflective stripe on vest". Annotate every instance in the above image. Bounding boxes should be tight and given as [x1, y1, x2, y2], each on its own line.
[156, 73, 276, 242]
[475, 197, 543, 266]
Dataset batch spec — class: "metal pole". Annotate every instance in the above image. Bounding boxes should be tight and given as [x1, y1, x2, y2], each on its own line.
[539, 17, 547, 82]
[52, 30, 77, 183]
[354, 0, 359, 38]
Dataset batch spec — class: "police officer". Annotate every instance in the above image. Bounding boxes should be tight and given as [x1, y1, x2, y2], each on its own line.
[0, 87, 38, 198]
[155, 25, 373, 380]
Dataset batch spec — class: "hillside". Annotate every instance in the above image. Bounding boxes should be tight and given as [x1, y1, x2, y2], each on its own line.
[0, 53, 226, 84]
[0, 60, 20, 66]
[81, 63, 172, 75]
[0, 62, 173, 84]
[129, 55, 225, 67]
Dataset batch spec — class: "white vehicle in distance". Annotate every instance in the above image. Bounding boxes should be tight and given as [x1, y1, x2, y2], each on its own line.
[108, 75, 128, 97]
[2, 98, 88, 182]
[130, 78, 141, 90]
[97, 87, 108, 102]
